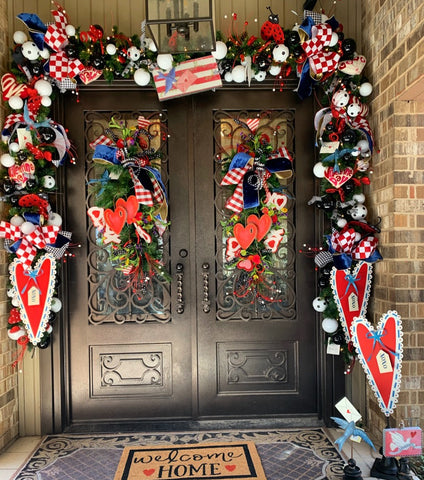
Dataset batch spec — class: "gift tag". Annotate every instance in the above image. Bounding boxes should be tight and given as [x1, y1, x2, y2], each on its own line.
[27, 286, 40, 306]
[377, 350, 393, 374]
[348, 292, 359, 312]
[327, 339, 340, 355]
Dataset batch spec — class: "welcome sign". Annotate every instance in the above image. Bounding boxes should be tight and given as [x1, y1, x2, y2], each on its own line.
[113, 441, 267, 480]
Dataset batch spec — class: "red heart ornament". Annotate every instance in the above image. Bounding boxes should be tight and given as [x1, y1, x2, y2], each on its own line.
[237, 258, 254, 271]
[104, 205, 127, 234]
[330, 261, 373, 342]
[351, 311, 403, 416]
[247, 213, 272, 241]
[324, 166, 354, 188]
[233, 223, 257, 250]
[9, 254, 56, 345]
[116, 195, 139, 224]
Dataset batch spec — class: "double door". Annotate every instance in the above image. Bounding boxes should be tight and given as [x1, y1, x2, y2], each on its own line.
[62, 84, 319, 428]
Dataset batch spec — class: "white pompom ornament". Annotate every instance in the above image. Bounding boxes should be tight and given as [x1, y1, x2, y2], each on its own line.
[157, 54, 173, 71]
[39, 48, 50, 60]
[356, 139, 370, 153]
[337, 218, 347, 228]
[269, 65, 281, 76]
[254, 71, 266, 82]
[51, 297, 63, 313]
[48, 212, 62, 227]
[11, 296, 20, 307]
[359, 82, 373, 97]
[329, 32, 339, 47]
[353, 193, 366, 204]
[322, 318, 339, 333]
[134, 68, 151, 86]
[211, 41, 227, 60]
[312, 297, 328, 312]
[13, 31, 28, 44]
[232, 65, 246, 83]
[1, 153, 15, 168]
[313, 162, 326, 178]
[8, 326, 26, 341]
[65, 24, 76, 37]
[10, 215, 24, 226]
[9, 96, 24, 110]
[224, 72, 233, 82]
[20, 221, 37, 235]
[9, 142, 20, 153]
[34, 79, 53, 97]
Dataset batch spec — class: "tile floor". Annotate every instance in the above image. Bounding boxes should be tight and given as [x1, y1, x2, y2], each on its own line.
[0, 429, 420, 479]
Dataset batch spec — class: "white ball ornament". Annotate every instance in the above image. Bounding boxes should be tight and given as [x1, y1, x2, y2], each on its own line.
[355, 232, 362, 242]
[13, 31, 28, 44]
[1, 153, 15, 167]
[332, 89, 350, 108]
[349, 204, 368, 220]
[157, 54, 173, 71]
[313, 162, 326, 178]
[41, 175, 56, 189]
[133, 68, 151, 86]
[41, 95, 52, 107]
[224, 72, 233, 82]
[272, 44, 289, 63]
[50, 297, 63, 313]
[329, 31, 339, 47]
[347, 102, 362, 118]
[312, 297, 328, 312]
[9, 95, 24, 110]
[21, 41, 39, 60]
[9, 142, 20, 153]
[144, 38, 157, 52]
[356, 139, 370, 153]
[34, 79, 53, 97]
[232, 65, 246, 83]
[359, 82, 373, 97]
[337, 218, 348, 228]
[20, 221, 37, 235]
[48, 212, 62, 227]
[254, 71, 266, 82]
[211, 41, 227, 60]
[10, 215, 24, 226]
[353, 193, 366, 204]
[322, 318, 339, 334]
[7, 288, 15, 298]
[46, 324, 53, 334]
[65, 24, 76, 37]
[106, 43, 117, 55]
[11, 296, 20, 307]
[269, 65, 281, 76]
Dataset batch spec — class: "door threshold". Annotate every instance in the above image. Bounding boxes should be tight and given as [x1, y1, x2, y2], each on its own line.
[63, 416, 324, 434]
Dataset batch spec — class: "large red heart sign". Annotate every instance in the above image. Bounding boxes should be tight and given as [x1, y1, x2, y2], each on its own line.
[330, 261, 373, 343]
[324, 166, 354, 188]
[351, 311, 403, 416]
[9, 254, 56, 345]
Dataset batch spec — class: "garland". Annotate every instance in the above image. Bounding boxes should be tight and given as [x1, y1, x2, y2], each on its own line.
[0, 2, 379, 371]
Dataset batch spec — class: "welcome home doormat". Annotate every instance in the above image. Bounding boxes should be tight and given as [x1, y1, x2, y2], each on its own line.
[113, 441, 267, 480]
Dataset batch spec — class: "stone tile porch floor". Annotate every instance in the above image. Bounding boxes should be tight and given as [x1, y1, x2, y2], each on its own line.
[0, 429, 419, 479]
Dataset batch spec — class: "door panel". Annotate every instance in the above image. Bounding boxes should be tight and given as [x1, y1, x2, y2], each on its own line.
[64, 85, 317, 427]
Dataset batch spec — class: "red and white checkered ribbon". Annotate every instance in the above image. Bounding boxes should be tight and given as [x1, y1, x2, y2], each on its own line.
[352, 236, 378, 260]
[89, 134, 114, 150]
[331, 228, 356, 253]
[2, 113, 26, 135]
[0, 221, 60, 269]
[302, 23, 340, 76]
[45, 9, 84, 80]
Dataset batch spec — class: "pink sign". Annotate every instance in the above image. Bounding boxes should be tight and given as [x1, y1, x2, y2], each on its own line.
[383, 427, 422, 457]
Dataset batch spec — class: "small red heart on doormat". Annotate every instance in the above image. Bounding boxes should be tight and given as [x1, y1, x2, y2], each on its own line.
[225, 465, 236, 472]
[324, 166, 354, 189]
[234, 223, 257, 250]
[104, 205, 127, 234]
[116, 195, 139, 224]
[143, 468, 155, 476]
[247, 213, 272, 241]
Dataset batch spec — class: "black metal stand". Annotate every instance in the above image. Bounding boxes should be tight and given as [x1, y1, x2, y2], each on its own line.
[397, 457, 414, 479]
[343, 458, 363, 480]
[370, 449, 399, 480]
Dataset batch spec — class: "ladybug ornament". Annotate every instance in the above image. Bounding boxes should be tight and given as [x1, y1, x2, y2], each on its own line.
[261, 6, 284, 44]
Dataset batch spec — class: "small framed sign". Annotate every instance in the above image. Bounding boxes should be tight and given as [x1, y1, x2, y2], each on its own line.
[383, 427, 422, 457]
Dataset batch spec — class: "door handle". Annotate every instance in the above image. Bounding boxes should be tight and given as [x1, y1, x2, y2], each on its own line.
[176, 263, 184, 314]
[201, 262, 211, 314]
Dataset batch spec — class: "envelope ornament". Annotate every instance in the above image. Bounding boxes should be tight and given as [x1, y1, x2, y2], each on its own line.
[351, 311, 403, 417]
[9, 254, 57, 345]
[330, 261, 373, 342]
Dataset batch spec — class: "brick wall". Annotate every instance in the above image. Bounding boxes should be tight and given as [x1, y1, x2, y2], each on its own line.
[0, 0, 19, 451]
[361, 0, 424, 435]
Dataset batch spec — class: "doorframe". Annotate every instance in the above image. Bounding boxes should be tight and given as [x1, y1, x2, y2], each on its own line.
[28, 80, 345, 434]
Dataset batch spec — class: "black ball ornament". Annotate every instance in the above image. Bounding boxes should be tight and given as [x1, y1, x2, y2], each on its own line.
[91, 55, 106, 70]
[64, 44, 78, 59]
[38, 336, 51, 349]
[285, 30, 300, 47]
[341, 129, 357, 144]
[318, 275, 329, 288]
[342, 38, 356, 59]
[3, 180, 15, 194]
[9, 195, 20, 206]
[30, 62, 44, 76]
[37, 127, 56, 144]
[332, 332, 345, 345]
[343, 180, 355, 195]
[26, 178, 38, 190]
[292, 44, 304, 57]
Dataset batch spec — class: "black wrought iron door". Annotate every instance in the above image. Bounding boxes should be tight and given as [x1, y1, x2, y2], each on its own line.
[63, 84, 318, 428]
